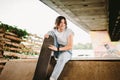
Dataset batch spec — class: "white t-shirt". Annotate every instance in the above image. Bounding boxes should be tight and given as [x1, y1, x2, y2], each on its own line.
[48, 28, 74, 45]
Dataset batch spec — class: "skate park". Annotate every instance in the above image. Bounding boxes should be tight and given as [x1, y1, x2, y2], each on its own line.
[0, 0, 120, 80]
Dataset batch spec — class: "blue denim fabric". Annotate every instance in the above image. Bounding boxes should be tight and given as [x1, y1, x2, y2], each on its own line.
[49, 31, 60, 58]
[51, 51, 71, 80]
[49, 31, 72, 80]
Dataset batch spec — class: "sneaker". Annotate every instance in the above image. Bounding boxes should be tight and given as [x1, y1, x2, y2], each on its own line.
[50, 77, 55, 80]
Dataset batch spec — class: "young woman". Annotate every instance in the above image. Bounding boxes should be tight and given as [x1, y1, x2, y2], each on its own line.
[45, 16, 74, 80]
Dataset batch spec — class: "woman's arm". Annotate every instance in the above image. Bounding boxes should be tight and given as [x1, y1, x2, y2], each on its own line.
[48, 34, 74, 51]
[59, 34, 74, 51]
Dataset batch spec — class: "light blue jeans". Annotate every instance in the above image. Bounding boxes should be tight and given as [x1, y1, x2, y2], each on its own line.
[51, 51, 72, 80]
[49, 32, 72, 80]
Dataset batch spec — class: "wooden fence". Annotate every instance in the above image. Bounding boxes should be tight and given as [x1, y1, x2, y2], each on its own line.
[0, 28, 43, 59]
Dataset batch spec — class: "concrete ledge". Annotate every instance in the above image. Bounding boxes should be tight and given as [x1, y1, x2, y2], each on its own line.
[59, 60, 120, 80]
[0, 59, 120, 80]
[71, 57, 120, 60]
[0, 59, 37, 80]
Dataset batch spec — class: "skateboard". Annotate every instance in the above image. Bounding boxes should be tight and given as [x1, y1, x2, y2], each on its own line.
[33, 35, 55, 80]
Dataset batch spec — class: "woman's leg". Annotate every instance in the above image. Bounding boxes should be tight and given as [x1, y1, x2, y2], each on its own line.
[50, 51, 72, 80]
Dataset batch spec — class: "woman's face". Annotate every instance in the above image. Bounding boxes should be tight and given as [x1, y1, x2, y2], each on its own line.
[58, 19, 66, 30]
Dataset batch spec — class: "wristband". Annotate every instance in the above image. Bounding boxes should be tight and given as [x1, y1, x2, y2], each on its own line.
[57, 47, 59, 52]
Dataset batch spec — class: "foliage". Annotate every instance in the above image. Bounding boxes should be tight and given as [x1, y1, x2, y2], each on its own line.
[3, 55, 20, 59]
[0, 21, 29, 38]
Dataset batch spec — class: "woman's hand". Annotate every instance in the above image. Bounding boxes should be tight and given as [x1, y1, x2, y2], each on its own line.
[48, 45, 57, 51]
[44, 34, 49, 38]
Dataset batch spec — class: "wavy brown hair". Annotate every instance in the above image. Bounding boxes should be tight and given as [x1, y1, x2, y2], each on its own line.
[54, 16, 67, 29]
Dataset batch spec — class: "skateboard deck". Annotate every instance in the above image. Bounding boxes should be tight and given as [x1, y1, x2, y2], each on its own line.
[33, 35, 54, 80]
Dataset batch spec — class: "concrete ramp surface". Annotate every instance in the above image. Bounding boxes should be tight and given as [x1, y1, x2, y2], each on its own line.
[0, 59, 37, 80]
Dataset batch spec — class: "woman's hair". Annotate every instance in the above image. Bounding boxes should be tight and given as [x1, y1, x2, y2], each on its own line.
[54, 16, 67, 29]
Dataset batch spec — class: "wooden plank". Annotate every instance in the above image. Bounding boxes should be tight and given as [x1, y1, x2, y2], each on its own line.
[4, 41, 22, 48]
[5, 32, 18, 37]
[0, 28, 5, 33]
[33, 35, 54, 80]
[4, 51, 42, 59]
[0, 59, 8, 64]
[4, 35, 23, 42]
[4, 46, 22, 52]
[0, 33, 4, 37]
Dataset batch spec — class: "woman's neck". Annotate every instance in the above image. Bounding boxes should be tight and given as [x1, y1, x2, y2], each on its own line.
[58, 28, 64, 32]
